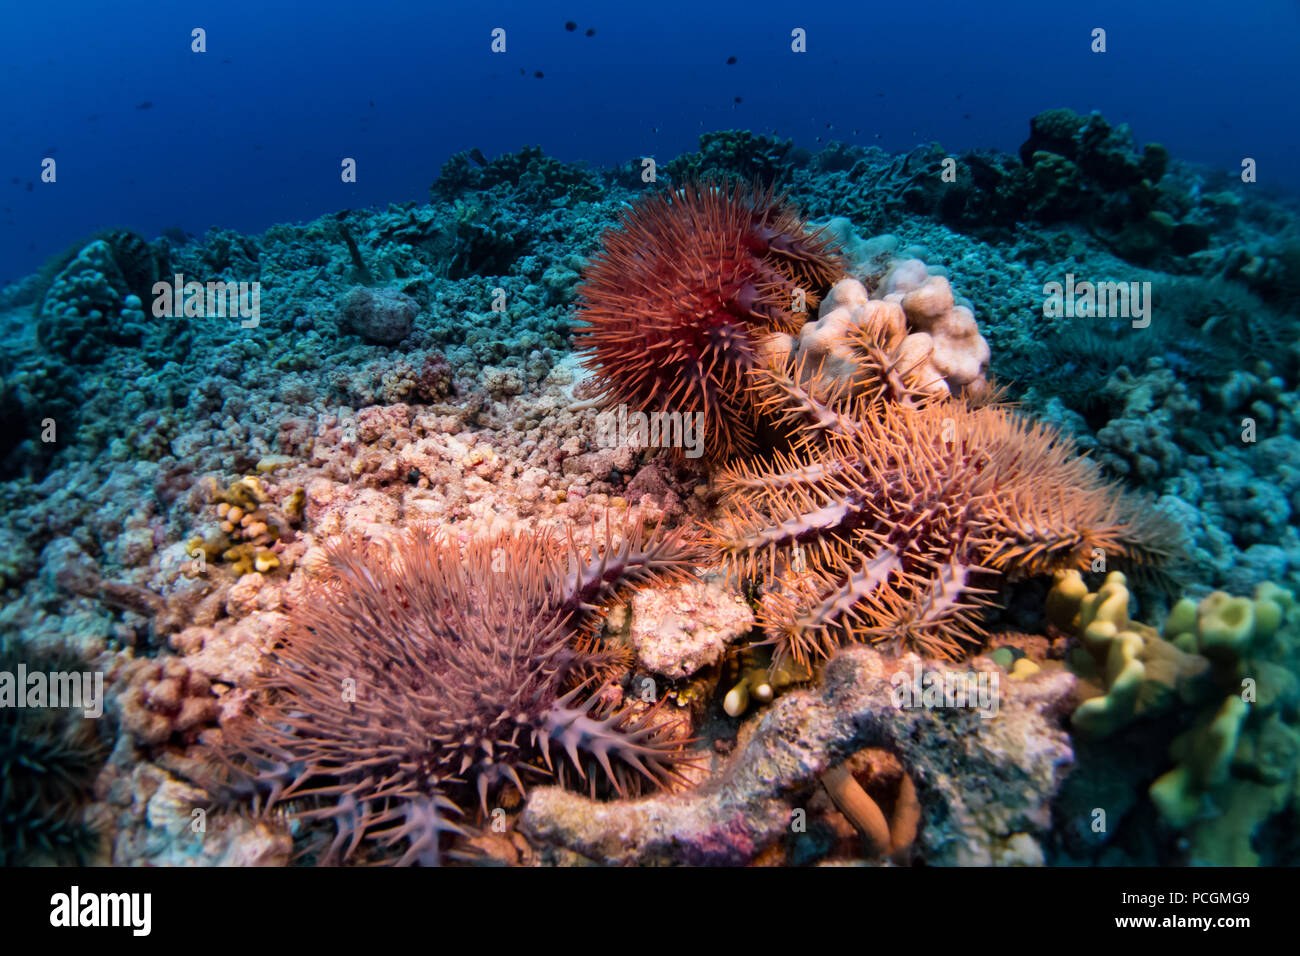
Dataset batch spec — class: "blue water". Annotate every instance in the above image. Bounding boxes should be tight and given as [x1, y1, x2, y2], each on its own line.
[2, 0, 1297, 285]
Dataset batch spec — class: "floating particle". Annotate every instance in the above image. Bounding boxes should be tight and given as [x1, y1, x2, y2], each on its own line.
[963, 112, 971, 119]
[8, 178, 16, 184]
[585, 27, 595, 36]
[565, 20, 577, 31]
[726, 56, 737, 64]
[369, 100, 375, 107]
[26, 182, 33, 191]
[534, 70, 544, 78]
[136, 101, 153, 110]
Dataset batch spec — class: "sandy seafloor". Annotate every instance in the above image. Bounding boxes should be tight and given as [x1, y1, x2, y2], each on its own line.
[2, 116, 1299, 867]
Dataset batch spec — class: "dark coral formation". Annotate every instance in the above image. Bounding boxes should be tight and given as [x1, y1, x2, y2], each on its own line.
[208, 518, 698, 865]
[339, 286, 419, 345]
[574, 178, 845, 463]
[899, 109, 1216, 266]
[432, 144, 601, 207]
[665, 130, 801, 187]
[35, 229, 169, 364]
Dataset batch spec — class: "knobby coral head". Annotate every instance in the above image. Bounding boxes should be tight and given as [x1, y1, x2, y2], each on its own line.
[574, 177, 846, 463]
[206, 516, 699, 865]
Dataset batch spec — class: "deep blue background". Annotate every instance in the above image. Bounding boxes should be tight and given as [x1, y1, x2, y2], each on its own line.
[2, 0, 1297, 285]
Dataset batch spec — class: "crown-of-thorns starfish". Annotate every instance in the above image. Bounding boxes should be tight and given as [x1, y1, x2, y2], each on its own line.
[709, 340, 1177, 665]
[574, 177, 845, 463]
[207, 516, 699, 865]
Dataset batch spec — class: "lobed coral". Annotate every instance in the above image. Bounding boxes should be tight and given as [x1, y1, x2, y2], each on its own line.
[1050, 572, 1300, 865]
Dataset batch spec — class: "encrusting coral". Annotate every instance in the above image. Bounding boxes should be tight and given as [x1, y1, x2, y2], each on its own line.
[205, 515, 699, 865]
[574, 178, 845, 463]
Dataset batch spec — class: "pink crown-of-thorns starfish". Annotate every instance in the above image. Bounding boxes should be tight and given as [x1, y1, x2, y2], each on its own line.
[206, 516, 700, 865]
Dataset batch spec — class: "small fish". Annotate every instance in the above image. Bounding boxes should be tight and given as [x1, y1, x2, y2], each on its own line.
[962, 113, 971, 120]
[86, 113, 99, 122]
[585, 27, 595, 36]
[369, 100, 375, 107]
[565, 20, 577, 31]
[534, 70, 544, 78]
[136, 101, 153, 110]
[733, 96, 743, 103]
[519, 67, 525, 75]
[25, 182, 33, 191]
[8, 178, 16, 184]
[726, 56, 737, 65]
[469, 147, 488, 166]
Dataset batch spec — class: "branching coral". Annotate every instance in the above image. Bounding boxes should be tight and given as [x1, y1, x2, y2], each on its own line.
[708, 320, 1175, 666]
[574, 178, 845, 463]
[207, 516, 699, 865]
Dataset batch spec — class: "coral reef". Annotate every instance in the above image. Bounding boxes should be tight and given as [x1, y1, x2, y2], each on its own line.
[1, 108, 1294, 868]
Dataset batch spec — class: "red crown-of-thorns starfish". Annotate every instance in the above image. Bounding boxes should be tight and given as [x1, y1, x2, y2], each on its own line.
[708, 342, 1178, 666]
[574, 178, 845, 463]
[206, 516, 699, 866]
